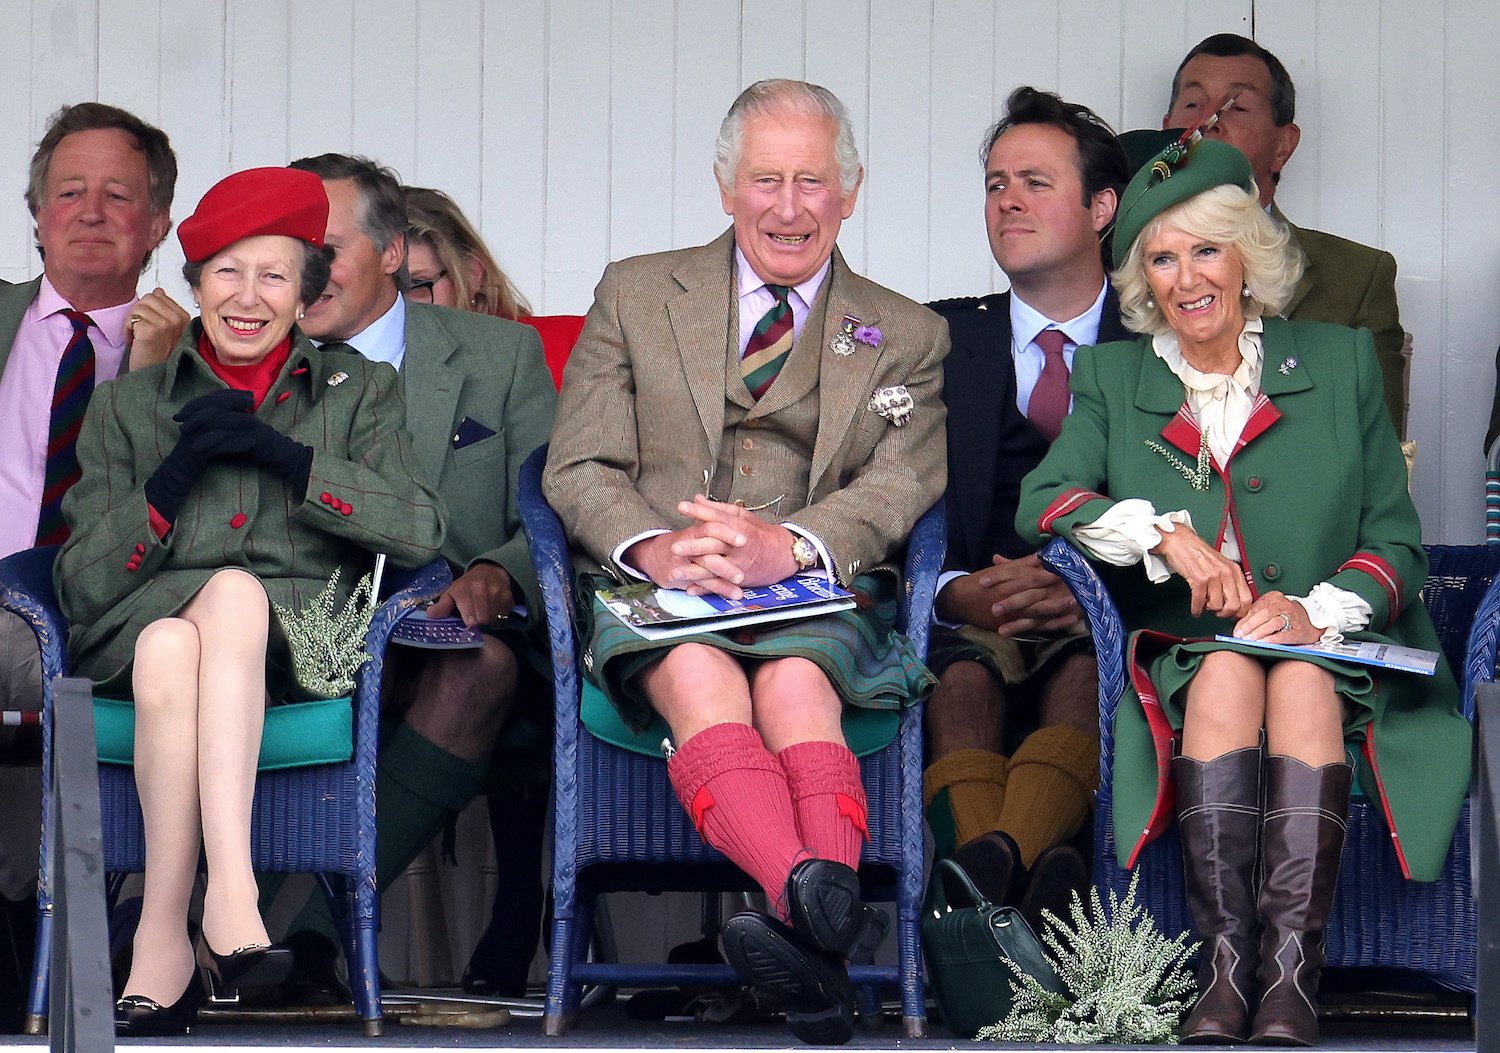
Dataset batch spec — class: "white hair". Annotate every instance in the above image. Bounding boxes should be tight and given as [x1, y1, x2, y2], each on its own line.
[714, 79, 863, 195]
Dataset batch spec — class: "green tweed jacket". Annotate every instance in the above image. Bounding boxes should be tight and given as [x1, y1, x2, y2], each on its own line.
[0, 278, 44, 378]
[1017, 318, 1470, 882]
[54, 325, 446, 697]
[1275, 207, 1405, 433]
[400, 303, 556, 622]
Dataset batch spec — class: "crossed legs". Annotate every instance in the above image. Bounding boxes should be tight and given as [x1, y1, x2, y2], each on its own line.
[124, 569, 270, 1005]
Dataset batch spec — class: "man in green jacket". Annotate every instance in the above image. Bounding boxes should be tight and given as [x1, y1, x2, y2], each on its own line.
[276, 154, 556, 995]
[1162, 33, 1408, 435]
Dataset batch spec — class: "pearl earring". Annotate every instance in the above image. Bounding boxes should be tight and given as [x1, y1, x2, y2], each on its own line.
[1145, 296, 1155, 309]
[1242, 283, 1251, 298]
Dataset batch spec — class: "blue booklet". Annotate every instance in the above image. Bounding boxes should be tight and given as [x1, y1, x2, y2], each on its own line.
[599, 573, 856, 641]
[1212, 636, 1438, 675]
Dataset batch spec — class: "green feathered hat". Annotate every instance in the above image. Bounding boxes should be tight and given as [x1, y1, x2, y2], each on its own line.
[1110, 136, 1254, 269]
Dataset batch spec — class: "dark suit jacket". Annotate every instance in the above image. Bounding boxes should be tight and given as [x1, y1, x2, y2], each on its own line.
[400, 303, 557, 622]
[929, 287, 1130, 573]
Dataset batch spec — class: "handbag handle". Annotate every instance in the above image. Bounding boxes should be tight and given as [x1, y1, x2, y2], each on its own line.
[929, 857, 994, 913]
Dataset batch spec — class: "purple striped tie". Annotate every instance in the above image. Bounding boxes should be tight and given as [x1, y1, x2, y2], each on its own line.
[35, 310, 96, 545]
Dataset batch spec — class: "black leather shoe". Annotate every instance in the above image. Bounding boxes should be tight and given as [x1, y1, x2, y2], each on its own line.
[721, 912, 855, 1045]
[1017, 843, 1090, 937]
[115, 979, 201, 1037]
[949, 830, 1025, 907]
[784, 858, 888, 962]
[279, 931, 351, 1007]
[197, 938, 294, 1004]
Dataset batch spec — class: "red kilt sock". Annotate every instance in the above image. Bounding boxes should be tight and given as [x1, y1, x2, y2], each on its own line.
[668, 721, 810, 917]
[778, 739, 867, 870]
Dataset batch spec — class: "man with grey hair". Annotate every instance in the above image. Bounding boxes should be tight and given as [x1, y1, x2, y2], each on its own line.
[0, 102, 186, 944]
[545, 78, 948, 1045]
[271, 153, 556, 1003]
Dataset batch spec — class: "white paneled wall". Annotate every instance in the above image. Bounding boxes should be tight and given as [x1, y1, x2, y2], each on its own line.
[3, 0, 1497, 545]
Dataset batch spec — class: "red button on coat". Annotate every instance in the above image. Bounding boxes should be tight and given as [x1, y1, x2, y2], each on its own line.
[276, 391, 291, 404]
[340, 505, 353, 516]
[320, 492, 333, 504]
[134, 543, 145, 555]
[125, 562, 138, 573]
[230, 513, 248, 529]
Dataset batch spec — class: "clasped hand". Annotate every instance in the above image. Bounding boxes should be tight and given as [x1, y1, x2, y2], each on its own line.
[936, 553, 1081, 637]
[625, 494, 798, 600]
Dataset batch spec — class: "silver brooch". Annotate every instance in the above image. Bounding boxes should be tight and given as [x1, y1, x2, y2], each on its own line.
[328, 371, 349, 387]
[1278, 357, 1297, 376]
[831, 328, 857, 357]
[869, 384, 914, 427]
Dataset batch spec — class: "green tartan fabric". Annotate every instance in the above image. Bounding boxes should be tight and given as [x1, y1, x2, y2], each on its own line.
[578, 571, 934, 757]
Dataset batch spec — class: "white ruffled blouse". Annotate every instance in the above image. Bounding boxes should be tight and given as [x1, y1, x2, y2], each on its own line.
[1070, 317, 1371, 642]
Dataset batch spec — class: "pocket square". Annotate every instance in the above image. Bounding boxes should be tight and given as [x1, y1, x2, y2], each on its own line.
[868, 385, 913, 427]
[452, 416, 497, 449]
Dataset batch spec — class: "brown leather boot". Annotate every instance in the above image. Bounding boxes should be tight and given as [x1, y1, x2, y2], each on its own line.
[1172, 747, 1262, 1044]
[1248, 755, 1352, 1047]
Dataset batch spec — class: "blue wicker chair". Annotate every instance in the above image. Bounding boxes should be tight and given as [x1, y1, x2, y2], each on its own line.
[1040, 537, 1500, 994]
[517, 445, 940, 1038]
[0, 544, 449, 1037]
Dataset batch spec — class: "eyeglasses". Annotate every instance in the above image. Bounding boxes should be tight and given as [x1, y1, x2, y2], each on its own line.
[406, 270, 447, 303]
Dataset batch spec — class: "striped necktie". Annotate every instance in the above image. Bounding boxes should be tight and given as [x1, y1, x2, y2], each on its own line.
[741, 285, 793, 400]
[35, 310, 97, 545]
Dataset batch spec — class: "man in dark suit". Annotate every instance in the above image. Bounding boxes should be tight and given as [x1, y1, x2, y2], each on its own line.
[277, 154, 556, 994]
[1163, 33, 1407, 434]
[923, 88, 1129, 926]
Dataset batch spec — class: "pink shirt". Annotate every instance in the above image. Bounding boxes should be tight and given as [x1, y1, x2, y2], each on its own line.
[0, 277, 134, 558]
[733, 247, 830, 353]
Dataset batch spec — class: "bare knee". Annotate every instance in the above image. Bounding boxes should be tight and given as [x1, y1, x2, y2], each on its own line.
[639, 643, 752, 740]
[750, 658, 842, 751]
[1181, 651, 1266, 759]
[926, 660, 1005, 757]
[132, 618, 201, 717]
[1265, 661, 1343, 761]
[184, 568, 269, 632]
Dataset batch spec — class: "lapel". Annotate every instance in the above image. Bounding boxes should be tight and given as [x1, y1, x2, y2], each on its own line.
[0, 278, 44, 379]
[807, 249, 883, 495]
[666, 230, 736, 452]
[400, 303, 464, 484]
[944, 294, 1011, 568]
[1271, 205, 1313, 317]
[1099, 283, 1132, 343]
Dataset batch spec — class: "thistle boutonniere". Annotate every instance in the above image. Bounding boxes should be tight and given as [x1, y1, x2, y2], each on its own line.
[831, 315, 881, 356]
[1144, 430, 1212, 491]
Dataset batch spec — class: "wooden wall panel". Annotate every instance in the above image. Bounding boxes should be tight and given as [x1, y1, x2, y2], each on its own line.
[412, 0, 483, 205]
[671, 2, 740, 254]
[607, 0, 676, 266]
[0, 3, 38, 280]
[864, 0, 932, 301]
[225, 0, 290, 173]
[353, 0, 418, 182]
[286, 0, 353, 162]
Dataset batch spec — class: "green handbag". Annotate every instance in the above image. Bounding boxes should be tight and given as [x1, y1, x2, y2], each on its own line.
[921, 858, 1063, 1038]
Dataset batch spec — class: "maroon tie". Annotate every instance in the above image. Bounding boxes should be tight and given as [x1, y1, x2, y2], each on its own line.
[1027, 328, 1070, 442]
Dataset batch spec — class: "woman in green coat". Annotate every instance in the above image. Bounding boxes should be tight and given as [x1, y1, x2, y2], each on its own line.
[1016, 139, 1469, 1046]
[54, 168, 443, 1036]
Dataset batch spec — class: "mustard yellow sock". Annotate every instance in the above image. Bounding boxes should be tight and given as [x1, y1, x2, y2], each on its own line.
[923, 748, 1009, 848]
[997, 725, 1100, 867]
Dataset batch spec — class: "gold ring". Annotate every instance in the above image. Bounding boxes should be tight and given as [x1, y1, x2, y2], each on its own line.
[128, 314, 143, 327]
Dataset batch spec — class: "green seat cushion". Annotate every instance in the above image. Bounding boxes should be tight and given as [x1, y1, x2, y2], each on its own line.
[579, 677, 899, 760]
[93, 696, 354, 771]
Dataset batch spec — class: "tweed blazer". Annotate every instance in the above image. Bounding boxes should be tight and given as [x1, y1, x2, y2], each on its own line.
[0, 278, 44, 380]
[54, 326, 445, 695]
[1275, 207, 1404, 432]
[1016, 318, 1470, 881]
[931, 287, 1131, 572]
[401, 303, 556, 620]
[543, 229, 949, 584]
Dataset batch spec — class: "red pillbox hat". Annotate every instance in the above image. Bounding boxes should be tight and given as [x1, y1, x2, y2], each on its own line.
[178, 167, 329, 263]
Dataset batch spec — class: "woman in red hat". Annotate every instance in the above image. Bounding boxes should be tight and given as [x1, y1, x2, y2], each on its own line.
[53, 167, 445, 1036]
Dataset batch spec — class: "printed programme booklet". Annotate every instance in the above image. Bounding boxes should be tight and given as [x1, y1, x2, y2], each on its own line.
[600, 573, 856, 641]
[1212, 636, 1439, 676]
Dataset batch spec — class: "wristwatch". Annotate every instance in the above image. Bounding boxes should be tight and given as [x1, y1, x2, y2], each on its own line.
[790, 535, 819, 571]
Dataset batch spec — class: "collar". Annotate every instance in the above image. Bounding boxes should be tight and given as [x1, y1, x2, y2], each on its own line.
[1151, 315, 1266, 397]
[166, 322, 334, 403]
[733, 246, 830, 310]
[1009, 281, 1109, 350]
[36, 275, 134, 349]
[335, 293, 406, 369]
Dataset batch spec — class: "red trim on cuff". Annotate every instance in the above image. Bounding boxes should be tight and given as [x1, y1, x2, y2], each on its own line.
[1038, 487, 1106, 535]
[147, 505, 171, 541]
[1338, 553, 1402, 623]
